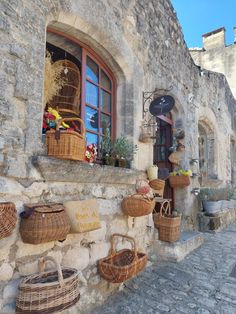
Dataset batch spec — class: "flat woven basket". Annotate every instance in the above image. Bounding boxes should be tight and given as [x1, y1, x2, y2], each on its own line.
[98, 233, 147, 283]
[149, 179, 165, 190]
[0, 202, 17, 240]
[46, 117, 86, 161]
[153, 201, 181, 243]
[20, 203, 70, 244]
[169, 175, 190, 188]
[121, 194, 155, 217]
[16, 256, 80, 314]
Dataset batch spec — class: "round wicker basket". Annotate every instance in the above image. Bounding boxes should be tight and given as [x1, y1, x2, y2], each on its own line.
[0, 202, 17, 240]
[121, 194, 155, 217]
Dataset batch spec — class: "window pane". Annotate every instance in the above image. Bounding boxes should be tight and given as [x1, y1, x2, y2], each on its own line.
[101, 70, 111, 90]
[86, 56, 98, 83]
[101, 90, 111, 113]
[100, 113, 111, 135]
[85, 106, 98, 132]
[86, 82, 98, 108]
[86, 132, 98, 146]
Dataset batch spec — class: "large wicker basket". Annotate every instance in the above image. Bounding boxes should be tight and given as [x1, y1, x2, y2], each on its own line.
[169, 175, 190, 188]
[50, 59, 81, 114]
[46, 117, 86, 161]
[16, 256, 80, 314]
[0, 202, 17, 240]
[154, 201, 181, 242]
[98, 234, 147, 283]
[20, 203, 70, 244]
[121, 194, 155, 217]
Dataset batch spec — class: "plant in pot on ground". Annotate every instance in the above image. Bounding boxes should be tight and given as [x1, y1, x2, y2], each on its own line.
[113, 135, 137, 168]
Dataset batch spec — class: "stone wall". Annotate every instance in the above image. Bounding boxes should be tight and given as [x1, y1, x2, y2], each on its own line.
[1, 0, 236, 312]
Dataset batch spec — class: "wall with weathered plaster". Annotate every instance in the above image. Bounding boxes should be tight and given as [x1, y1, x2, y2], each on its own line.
[1, 0, 236, 313]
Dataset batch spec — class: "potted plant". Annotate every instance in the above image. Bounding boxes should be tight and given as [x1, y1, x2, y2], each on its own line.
[198, 188, 222, 214]
[101, 128, 115, 166]
[113, 135, 137, 168]
[168, 169, 192, 188]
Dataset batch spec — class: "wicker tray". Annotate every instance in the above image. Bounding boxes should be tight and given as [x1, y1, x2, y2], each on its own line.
[98, 233, 147, 283]
[16, 256, 80, 314]
[169, 175, 190, 188]
[121, 194, 155, 217]
[20, 203, 70, 244]
[46, 117, 86, 161]
[0, 202, 17, 240]
[153, 201, 181, 242]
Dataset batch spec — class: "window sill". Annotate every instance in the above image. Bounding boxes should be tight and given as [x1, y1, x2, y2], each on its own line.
[32, 155, 145, 185]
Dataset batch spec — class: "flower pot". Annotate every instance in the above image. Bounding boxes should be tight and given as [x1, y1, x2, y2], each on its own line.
[103, 156, 115, 166]
[169, 175, 190, 188]
[202, 200, 222, 214]
[118, 158, 126, 168]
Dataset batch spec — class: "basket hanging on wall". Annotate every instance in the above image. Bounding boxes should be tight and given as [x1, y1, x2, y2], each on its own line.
[0, 202, 17, 240]
[121, 194, 155, 217]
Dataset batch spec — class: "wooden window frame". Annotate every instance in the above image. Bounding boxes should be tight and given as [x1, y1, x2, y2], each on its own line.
[47, 28, 117, 149]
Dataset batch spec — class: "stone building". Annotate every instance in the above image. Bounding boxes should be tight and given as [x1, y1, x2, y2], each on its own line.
[0, 0, 236, 313]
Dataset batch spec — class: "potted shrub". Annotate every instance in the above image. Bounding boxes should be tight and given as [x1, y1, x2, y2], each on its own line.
[113, 135, 137, 168]
[101, 128, 115, 166]
[168, 169, 192, 188]
[198, 188, 222, 214]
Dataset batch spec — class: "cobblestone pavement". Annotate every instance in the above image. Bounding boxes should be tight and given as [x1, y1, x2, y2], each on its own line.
[91, 223, 236, 314]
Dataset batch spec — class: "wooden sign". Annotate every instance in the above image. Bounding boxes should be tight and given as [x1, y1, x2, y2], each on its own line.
[64, 199, 101, 233]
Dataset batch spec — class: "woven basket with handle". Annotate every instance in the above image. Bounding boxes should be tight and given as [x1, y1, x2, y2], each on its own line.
[46, 117, 86, 161]
[20, 203, 70, 244]
[98, 233, 147, 283]
[153, 200, 181, 242]
[169, 175, 190, 188]
[0, 202, 17, 240]
[149, 179, 165, 191]
[121, 194, 155, 217]
[16, 256, 80, 314]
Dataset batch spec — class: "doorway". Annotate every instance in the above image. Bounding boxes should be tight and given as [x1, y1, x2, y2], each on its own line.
[153, 114, 174, 205]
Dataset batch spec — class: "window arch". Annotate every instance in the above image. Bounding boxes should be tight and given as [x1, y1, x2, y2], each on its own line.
[45, 28, 116, 156]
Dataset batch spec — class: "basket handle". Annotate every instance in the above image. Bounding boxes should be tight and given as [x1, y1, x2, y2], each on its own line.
[110, 233, 137, 259]
[130, 194, 153, 201]
[160, 200, 171, 217]
[38, 256, 64, 287]
[56, 117, 85, 139]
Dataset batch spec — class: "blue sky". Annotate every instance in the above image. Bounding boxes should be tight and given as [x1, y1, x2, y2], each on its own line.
[171, 0, 236, 48]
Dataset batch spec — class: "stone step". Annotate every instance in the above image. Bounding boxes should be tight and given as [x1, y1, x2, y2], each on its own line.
[152, 231, 204, 262]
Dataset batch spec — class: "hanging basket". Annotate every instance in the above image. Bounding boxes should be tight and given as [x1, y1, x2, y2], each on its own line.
[121, 194, 155, 217]
[0, 202, 17, 240]
[153, 201, 181, 242]
[50, 60, 81, 115]
[98, 233, 147, 283]
[149, 179, 165, 190]
[20, 203, 70, 244]
[46, 117, 86, 161]
[169, 175, 190, 188]
[16, 256, 80, 314]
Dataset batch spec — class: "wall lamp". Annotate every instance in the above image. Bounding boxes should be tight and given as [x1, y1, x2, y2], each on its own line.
[191, 188, 200, 196]
[190, 158, 199, 165]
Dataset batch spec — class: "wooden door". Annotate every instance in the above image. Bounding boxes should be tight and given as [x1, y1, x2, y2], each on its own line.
[153, 115, 174, 205]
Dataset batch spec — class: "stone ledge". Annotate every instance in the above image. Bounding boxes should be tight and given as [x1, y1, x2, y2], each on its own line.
[199, 208, 236, 232]
[32, 155, 146, 184]
[153, 231, 204, 262]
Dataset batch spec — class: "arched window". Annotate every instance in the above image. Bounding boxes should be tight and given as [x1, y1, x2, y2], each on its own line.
[45, 29, 116, 156]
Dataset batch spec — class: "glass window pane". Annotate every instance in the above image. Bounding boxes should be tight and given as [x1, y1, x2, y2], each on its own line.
[101, 90, 111, 113]
[85, 106, 98, 132]
[86, 82, 98, 108]
[86, 132, 98, 146]
[101, 70, 111, 90]
[86, 56, 98, 83]
[100, 114, 111, 135]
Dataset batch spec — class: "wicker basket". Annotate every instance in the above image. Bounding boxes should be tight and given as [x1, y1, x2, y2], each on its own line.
[20, 203, 70, 244]
[121, 194, 155, 217]
[154, 201, 181, 242]
[0, 202, 17, 240]
[169, 175, 190, 188]
[46, 117, 86, 161]
[16, 256, 80, 314]
[98, 233, 147, 283]
[50, 60, 81, 114]
[149, 179, 165, 190]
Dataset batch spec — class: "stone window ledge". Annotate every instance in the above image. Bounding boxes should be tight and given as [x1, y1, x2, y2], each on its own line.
[32, 156, 146, 185]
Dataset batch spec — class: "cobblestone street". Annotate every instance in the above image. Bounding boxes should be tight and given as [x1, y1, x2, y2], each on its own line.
[91, 223, 236, 314]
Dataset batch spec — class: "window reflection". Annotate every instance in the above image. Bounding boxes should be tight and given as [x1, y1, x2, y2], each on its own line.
[86, 82, 98, 108]
[86, 56, 99, 83]
[86, 132, 98, 146]
[101, 90, 111, 113]
[85, 107, 98, 132]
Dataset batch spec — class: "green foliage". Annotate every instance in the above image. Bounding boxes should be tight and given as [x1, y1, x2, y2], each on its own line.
[101, 128, 113, 156]
[199, 187, 234, 201]
[113, 135, 138, 160]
